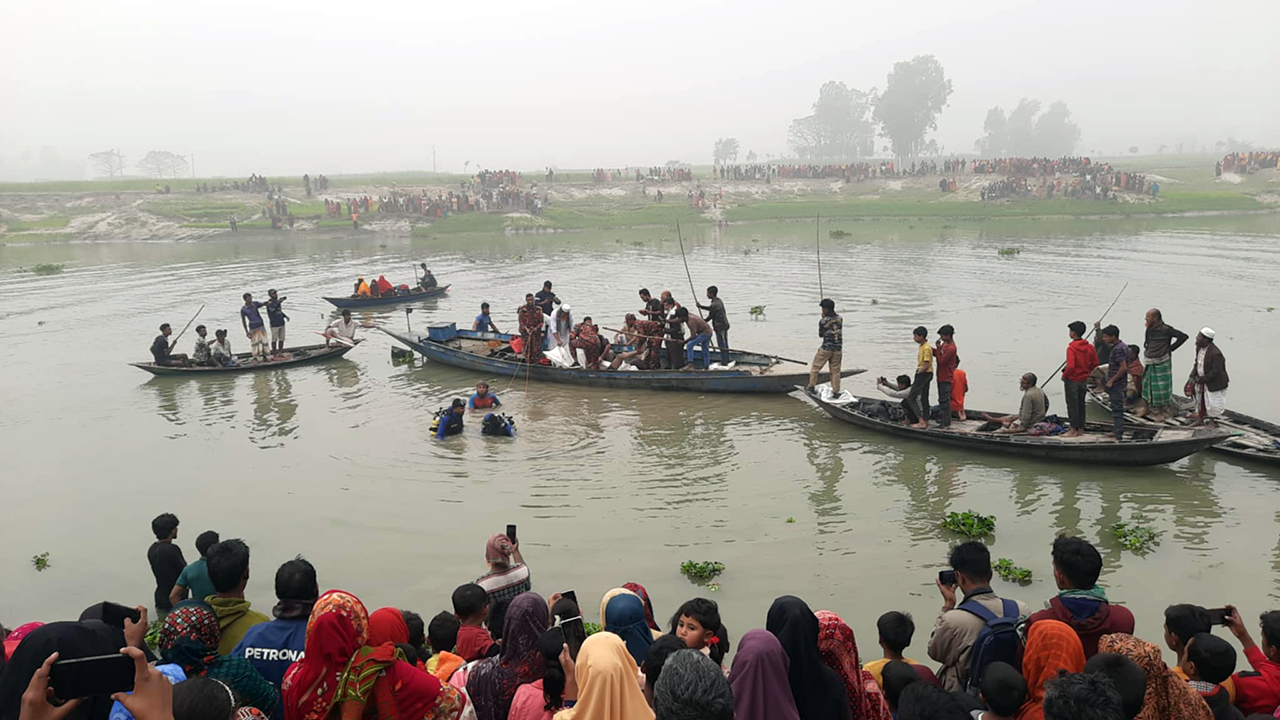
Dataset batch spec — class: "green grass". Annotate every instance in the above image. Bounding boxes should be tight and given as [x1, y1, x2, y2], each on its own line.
[3, 216, 72, 232]
[414, 203, 705, 235]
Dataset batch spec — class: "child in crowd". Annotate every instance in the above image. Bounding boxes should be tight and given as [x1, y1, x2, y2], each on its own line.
[1181, 633, 1243, 720]
[451, 583, 493, 662]
[972, 661, 1027, 720]
[1225, 606, 1280, 715]
[426, 611, 463, 682]
[400, 609, 425, 667]
[1165, 604, 1212, 681]
[882, 660, 921, 718]
[865, 611, 942, 688]
[670, 598, 730, 666]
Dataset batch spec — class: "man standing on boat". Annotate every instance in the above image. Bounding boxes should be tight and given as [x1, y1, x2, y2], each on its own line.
[1189, 328, 1229, 427]
[517, 293, 545, 364]
[534, 281, 561, 316]
[806, 299, 843, 396]
[240, 293, 270, 361]
[1141, 308, 1189, 421]
[1101, 325, 1129, 440]
[696, 285, 730, 366]
[265, 289, 289, 355]
[1062, 321, 1097, 438]
[934, 325, 959, 428]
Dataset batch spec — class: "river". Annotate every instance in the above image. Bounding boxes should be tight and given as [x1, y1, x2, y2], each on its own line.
[3, 214, 1279, 664]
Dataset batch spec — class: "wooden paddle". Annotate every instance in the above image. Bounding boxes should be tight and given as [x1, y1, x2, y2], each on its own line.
[169, 304, 204, 351]
[315, 331, 355, 347]
[1041, 282, 1129, 388]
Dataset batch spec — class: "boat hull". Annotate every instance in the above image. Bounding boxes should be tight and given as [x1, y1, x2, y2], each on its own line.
[1087, 387, 1280, 465]
[130, 342, 358, 376]
[324, 285, 449, 308]
[382, 328, 864, 393]
[804, 389, 1232, 466]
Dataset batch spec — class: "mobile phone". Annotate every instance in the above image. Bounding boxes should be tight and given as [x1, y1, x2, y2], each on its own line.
[1206, 607, 1229, 626]
[50, 654, 135, 699]
[560, 616, 587, 661]
[506, 524, 517, 543]
[938, 570, 958, 586]
[563, 590, 577, 605]
[85, 602, 142, 629]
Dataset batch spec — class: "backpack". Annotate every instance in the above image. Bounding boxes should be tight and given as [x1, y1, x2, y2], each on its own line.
[959, 597, 1023, 695]
[481, 413, 516, 438]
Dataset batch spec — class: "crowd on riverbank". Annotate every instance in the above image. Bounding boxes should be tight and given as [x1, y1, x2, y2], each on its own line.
[1217, 153, 1279, 175]
[977, 159, 1158, 201]
[4, 512, 1279, 720]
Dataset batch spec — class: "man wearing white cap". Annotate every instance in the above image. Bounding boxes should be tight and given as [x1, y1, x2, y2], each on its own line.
[1189, 328, 1229, 426]
[547, 303, 574, 353]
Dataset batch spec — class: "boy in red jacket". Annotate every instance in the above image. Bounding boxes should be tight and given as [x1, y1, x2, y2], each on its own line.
[1225, 605, 1280, 715]
[1026, 535, 1134, 658]
[1062, 321, 1098, 437]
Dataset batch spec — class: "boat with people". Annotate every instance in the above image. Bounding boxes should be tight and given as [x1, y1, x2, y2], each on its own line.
[801, 388, 1234, 466]
[1086, 387, 1280, 465]
[380, 324, 864, 393]
[324, 284, 449, 309]
[129, 341, 360, 376]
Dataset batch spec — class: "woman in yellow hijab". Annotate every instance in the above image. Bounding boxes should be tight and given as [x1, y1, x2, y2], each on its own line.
[554, 632, 653, 720]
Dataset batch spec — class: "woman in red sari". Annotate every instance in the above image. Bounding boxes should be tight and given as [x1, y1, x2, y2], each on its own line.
[814, 610, 892, 720]
[282, 590, 466, 720]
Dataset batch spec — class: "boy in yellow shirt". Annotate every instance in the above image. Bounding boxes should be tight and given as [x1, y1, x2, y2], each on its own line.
[908, 326, 934, 429]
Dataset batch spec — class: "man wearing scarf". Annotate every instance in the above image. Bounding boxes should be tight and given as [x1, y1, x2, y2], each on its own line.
[1027, 536, 1133, 658]
[233, 557, 319, 718]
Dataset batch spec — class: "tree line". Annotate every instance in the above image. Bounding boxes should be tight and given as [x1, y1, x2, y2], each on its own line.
[89, 149, 189, 179]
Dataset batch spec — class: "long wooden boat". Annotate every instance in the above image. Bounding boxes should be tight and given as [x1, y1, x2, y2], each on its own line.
[802, 388, 1234, 466]
[1087, 386, 1280, 465]
[323, 285, 449, 309]
[129, 341, 360, 376]
[381, 326, 865, 394]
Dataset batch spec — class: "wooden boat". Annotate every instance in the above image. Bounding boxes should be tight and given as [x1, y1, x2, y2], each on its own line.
[324, 285, 449, 309]
[802, 388, 1234, 466]
[129, 341, 360, 376]
[381, 325, 865, 394]
[1087, 386, 1280, 465]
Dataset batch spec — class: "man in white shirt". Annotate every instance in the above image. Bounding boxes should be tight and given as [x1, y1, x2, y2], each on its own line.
[326, 309, 358, 346]
[211, 329, 238, 367]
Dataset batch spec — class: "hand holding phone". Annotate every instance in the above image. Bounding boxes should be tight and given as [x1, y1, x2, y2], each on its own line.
[1206, 607, 1229, 626]
[936, 570, 958, 609]
[506, 524, 517, 543]
[20, 653, 82, 720]
[938, 570, 957, 587]
[50, 654, 135, 699]
[111, 647, 174, 720]
[563, 590, 577, 605]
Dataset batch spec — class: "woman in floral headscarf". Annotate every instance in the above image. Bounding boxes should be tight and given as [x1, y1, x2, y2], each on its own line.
[1098, 633, 1211, 720]
[282, 590, 466, 720]
[156, 601, 278, 715]
[814, 611, 891, 720]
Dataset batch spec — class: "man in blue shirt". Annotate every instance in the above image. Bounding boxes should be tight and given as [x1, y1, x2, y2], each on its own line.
[473, 302, 501, 333]
[1101, 324, 1128, 441]
[240, 293, 269, 361]
[265, 289, 289, 355]
[233, 557, 318, 719]
[436, 399, 466, 439]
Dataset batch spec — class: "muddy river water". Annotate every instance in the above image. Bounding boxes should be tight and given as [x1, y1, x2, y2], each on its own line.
[3, 214, 1279, 663]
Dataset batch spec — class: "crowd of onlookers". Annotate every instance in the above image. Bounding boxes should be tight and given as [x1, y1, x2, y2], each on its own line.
[3, 513, 1279, 720]
[1217, 152, 1279, 175]
[971, 157, 1093, 177]
[975, 158, 1159, 201]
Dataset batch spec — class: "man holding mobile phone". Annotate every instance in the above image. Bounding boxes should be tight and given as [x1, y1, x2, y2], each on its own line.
[1223, 605, 1280, 715]
[476, 530, 531, 604]
[927, 541, 1029, 693]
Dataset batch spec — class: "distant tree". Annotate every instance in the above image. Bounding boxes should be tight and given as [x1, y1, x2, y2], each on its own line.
[89, 149, 127, 178]
[788, 80, 876, 161]
[665, 159, 684, 168]
[1129, 146, 1140, 155]
[1004, 98, 1040, 156]
[746, 150, 758, 163]
[1032, 101, 1081, 156]
[137, 150, 188, 179]
[977, 107, 1008, 156]
[713, 138, 741, 165]
[975, 98, 1080, 157]
[873, 55, 952, 162]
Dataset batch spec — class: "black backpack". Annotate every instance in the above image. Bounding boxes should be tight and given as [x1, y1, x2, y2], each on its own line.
[481, 413, 516, 437]
[959, 597, 1023, 695]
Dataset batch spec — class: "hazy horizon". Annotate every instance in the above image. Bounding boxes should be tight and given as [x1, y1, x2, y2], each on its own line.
[3, 0, 1277, 181]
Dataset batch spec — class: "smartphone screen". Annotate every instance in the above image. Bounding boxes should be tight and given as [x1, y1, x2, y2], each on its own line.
[506, 524, 517, 543]
[938, 570, 958, 586]
[101, 602, 142, 629]
[1206, 607, 1229, 626]
[560, 617, 587, 661]
[563, 590, 578, 605]
[50, 654, 135, 699]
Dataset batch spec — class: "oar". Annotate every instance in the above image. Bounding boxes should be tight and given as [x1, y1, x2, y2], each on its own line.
[169, 304, 204, 351]
[315, 331, 355, 347]
[1041, 282, 1129, 388]
[675, 220, 706, 320]
[815, 213, 824, 300]
[600, 326, 809, 366]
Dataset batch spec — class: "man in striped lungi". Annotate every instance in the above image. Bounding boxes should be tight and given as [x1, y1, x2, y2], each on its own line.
[1141, 308, 1190, 421]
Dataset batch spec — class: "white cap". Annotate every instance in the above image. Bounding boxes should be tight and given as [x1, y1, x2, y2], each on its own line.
[560, 304, 571, 313]
[1200, 327, 1215, 339]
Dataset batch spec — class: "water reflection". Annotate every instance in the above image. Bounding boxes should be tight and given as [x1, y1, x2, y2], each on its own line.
[144, 378, 185, 431]
[249, 371, 297, 449]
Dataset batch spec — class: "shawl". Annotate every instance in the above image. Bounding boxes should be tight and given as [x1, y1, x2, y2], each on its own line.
[553, 633, 654, 720]
[368, 608, 410, 647]
[160, 602, 278, 715]
[1016, 620, 1086, 720]
[466, 593, 549, 720]
[283, 590, 370, 720]
[815, 611, 892, 720]
[1098, 633, 1212, 720]
[728, 629, 801, 720]
[621, 583, 660, 632]
[767, 597, 851, 720]
[603, 594, 654, 668]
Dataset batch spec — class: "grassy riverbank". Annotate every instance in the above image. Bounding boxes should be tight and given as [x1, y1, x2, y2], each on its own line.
[1, 157, 1277, 243]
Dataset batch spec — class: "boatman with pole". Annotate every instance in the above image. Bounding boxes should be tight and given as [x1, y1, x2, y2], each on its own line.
[806, 298, 843, 396]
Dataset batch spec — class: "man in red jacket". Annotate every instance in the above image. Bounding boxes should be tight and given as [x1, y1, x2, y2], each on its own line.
[1225, 605, 1280, 715]
[1027, 535, 1134, 658]
[1062, 321, 1098, 437]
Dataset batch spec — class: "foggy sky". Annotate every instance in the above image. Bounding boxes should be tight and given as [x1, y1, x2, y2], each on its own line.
[2, 0, 1277, 179]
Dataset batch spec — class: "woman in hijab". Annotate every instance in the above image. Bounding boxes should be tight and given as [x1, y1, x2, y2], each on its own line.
[728, 629, 801, 720]
[602, 593, 654, 667]
[620, 583, 660, 635]
[0, 620, 131, 720]
[815, 611, 892, 720]
[153, 601, 278, 715]
[553, 632, 653, 720]
[1016, 620, 1086, 720]
[367, 608, 410, 647]
[467, 592, 550, 720]
[1098, 634, 1212, 720]
[282, 590, 466, 720]
[766, 596, 852, 720]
